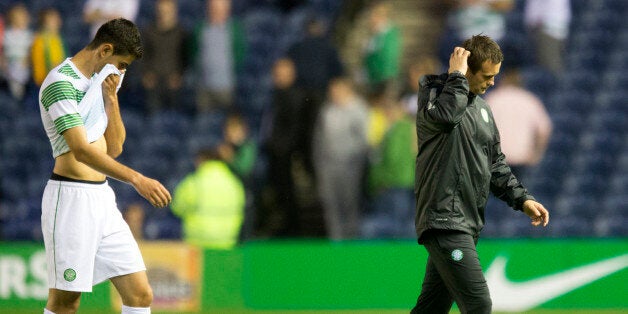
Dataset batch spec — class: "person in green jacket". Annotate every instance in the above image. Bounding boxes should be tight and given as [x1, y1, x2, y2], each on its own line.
[363, 99, 416, 238]
[220, 112, 257, 180]
[171, 147, 245, 249]
[219, 112, 257, 240]
[189, 0, 246, 112]
[363, 0, 401, 93]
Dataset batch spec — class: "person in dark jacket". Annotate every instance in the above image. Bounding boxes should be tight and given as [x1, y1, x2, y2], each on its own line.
[265, 58, 305, 237]
[411, 35, 550, 314]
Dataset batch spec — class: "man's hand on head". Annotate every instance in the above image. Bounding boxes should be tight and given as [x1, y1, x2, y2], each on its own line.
[448, 47, 470, 75]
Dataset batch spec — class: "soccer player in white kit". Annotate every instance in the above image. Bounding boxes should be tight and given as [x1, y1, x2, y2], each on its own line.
[39, 18, 171, 314]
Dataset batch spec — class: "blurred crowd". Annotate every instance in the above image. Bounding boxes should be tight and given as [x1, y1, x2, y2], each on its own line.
[0, 0, 575, 246]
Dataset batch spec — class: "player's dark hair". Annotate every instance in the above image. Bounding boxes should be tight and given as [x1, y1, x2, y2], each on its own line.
[462, 35, 503, 74]
[87, 18, 143, 59]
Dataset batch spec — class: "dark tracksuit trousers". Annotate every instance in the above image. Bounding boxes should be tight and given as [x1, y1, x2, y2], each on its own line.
[411, 230, 492, 314]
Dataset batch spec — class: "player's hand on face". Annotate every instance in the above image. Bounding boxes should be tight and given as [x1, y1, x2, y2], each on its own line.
[133, 175, 172, 208]
[522, 200, 550, 227]
[448, 47, 470, 75]
[102, 74, 120, 103]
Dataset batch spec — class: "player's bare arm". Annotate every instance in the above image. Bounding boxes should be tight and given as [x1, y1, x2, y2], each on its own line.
[522, 199, 550, 227]
[102, 73, 126, 158]
[58, 126, 172, 207]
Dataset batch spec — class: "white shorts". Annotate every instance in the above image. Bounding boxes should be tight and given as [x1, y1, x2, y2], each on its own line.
[41, 178, 146, 292]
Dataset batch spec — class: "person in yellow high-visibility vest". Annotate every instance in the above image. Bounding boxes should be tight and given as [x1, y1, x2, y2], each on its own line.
[171, 147, 245, 249]
[31, 7, 67, 86]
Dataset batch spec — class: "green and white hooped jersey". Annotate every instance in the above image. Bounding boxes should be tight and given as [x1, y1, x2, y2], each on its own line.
[39, 58, 118, 157]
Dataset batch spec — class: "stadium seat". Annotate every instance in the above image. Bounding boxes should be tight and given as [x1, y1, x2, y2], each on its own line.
[495, 216, 539, 238]
[548, 216, 591, 237]
[589, 112, 626, 136]
[569, 29, 613, 53]
[576, 133, 621, 162]
[1, 219, 42, 241]
[0, 199, 42, 240]
[561, 172, 608, 199]
[144, 214, 182, 240]
[607, 170, 628, 197]
[147, 111, 191, 137]
[595, 90, 627, 114]
[601, 194, 627, 215]
[243, 8, 282, 37]
[1, 0, 625, 241]
[120, 110, 146, 139]
[108, 180, 143, 208]
[193, 112, 225, 136]
[602, 66, 628, 90]
[185, 134, 222, 156]
[559, 68, 593, 91]
[565, 49, 606, 71]
[594, 213, 628, 237]
[548, 91, 593, 116]
[522, 175, 558, 208]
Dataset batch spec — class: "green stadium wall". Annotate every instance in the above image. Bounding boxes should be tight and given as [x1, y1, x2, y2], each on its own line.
[0, 239, 626, 312]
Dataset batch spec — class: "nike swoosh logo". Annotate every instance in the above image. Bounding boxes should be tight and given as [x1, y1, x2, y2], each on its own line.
[486, 253, 628, 312]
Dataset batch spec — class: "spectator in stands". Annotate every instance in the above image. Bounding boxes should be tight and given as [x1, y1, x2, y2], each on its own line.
[190, 0, 246, 113]
[288, 16, 344, 100]
[0, 13, 6, 91]
[83, 0, 140, 38]
[438, 0, 513, 67]
[123, 202, 146, 240]
[399, 55, 441, 117]
[140, 0, 189, 114]
[524, 0, 571, 76]
[171, 147, 246, 249]
[220, 112, 257, 182]
[366, 85, 390, 148]
[288, 17, 344, 174]
[31, 7, 67, 87]
[363, 100, 416, 238]
[485, 68, 553, 179]
[313, 77, 368, 240]
[3, 3, 33, 101]
[218, 112, 257, 240]
[263, 58, 306, 237]
[362, 0, 401, 94]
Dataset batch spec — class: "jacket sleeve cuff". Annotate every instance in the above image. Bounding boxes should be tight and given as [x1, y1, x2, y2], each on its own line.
[449, 70, 465, 77]
[515, 195, 536, 211]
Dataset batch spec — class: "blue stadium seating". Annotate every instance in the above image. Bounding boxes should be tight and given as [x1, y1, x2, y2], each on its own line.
[549, 216, 592, 237]
[602, 68, 628, 91]
[519, 66, 555, 98]
[594, 213, 627, 237]
[144, 214, 182, 240]
[1, 0, 626, 240]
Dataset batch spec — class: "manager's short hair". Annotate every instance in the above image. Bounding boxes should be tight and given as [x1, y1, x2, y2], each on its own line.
[462, 35, 503, 74]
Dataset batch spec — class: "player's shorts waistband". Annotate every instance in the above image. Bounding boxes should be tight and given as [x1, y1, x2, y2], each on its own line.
[49, 173, 108, 188]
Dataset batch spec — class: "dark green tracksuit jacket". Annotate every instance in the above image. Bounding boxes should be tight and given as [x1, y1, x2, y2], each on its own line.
[414, 72, 535, 242]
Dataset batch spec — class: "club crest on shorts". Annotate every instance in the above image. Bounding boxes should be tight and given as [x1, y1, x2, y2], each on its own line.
[451, 249, 464, 261]
[64, 268, 76, 282]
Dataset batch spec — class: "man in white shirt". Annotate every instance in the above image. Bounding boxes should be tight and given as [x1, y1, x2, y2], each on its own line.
[39, 18, 170, 314]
